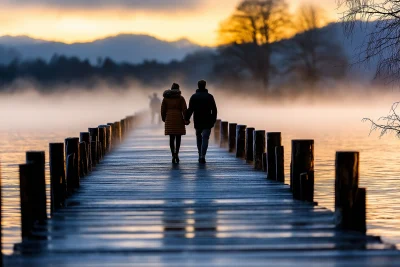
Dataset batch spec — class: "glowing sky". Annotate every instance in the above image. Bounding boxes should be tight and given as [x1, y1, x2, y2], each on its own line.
[0, 0, 340, 46]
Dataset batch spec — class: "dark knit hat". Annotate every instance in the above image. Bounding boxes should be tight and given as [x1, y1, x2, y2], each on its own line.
[171, 83, 180, 90]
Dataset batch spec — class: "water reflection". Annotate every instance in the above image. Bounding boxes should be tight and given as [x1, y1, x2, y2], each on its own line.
[163, 163, 217, 248]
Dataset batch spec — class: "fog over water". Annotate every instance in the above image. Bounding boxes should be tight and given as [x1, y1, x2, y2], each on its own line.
[1, 85, 400, 254]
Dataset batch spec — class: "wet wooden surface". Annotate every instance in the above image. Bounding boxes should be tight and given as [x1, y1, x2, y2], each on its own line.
[6, 126, 400, 266]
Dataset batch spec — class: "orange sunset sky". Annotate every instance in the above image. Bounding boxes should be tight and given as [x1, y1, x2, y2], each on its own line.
[0, 0, 340, 46]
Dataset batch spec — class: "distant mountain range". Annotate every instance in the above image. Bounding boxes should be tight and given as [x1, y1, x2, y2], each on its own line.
[0, 21, 381, 79]
[0, 34, 208, 64]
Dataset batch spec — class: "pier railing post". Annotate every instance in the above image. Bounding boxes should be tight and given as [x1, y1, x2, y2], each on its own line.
[236, 125, 247, 158]
[79, 142, 88, 177]
[114, 121, 122, 144]
[335, 152, 366, 233]
[26, 151, 47, 222]
[65, 138, 80, 192]
[120, 119, 126, 139]
[262, 153, 267, 172]
[300, 172, 314, 202]
[228, 123, 237, 153]
[19, 163, 34, 239]
[220, 121, 229, 148]
[214, 119, 221, 144]
[245, 128, 255, 163]
[107, 123, 115, 150]
[291, 140, 314, 200]
[88, 128, 100, 164]
[98, 126, 106, 160]
[80, 132, 91, 172]
[105, 125, 112, 153]
[267, 133, 282, 180]
[253, 130, 266, 170]
[275, 146, 285, 183]
[49, 143, 66, 214]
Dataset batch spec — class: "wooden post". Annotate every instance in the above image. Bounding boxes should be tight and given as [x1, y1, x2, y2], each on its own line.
[245, 128, 255, 163]
[98, 126, 106, 159]
[65, 138, 80, 192]
[19, 163, 34, 239]
[291, 140, 314, 200]
[253, 130, 266, 170]
[26, 151, 47, 222]
[105, 125, 112, 153]
[113, 121, 122, 144]
[120, 119, 126, 139]
[88, 128, 100, 164]
[220, 121, 229, 148]
[90, 141, 97, 168]
[275, 146, 285, 183]
[262, 153, 267, 172]
[335, 152, 366, 233]
[107, 123, 115, 150]
[49, 143, 66, 215]
[80, 132, 91, 172]
[105, 125, 112, 152]
[235, 125, 246, 158]
[79, 142, 88, 177]
[300, 172, 314, 202]
[214, 119, 221, 144]
[228, 123, 237, 153]
[266, 132, 282, 180]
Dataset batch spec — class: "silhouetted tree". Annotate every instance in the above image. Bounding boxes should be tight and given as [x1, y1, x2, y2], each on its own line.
[338, 0, 400, 84]
[219, 0, 290, 91]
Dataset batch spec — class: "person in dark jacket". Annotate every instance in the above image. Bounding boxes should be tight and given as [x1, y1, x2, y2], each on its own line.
[185, 80, 218, 164]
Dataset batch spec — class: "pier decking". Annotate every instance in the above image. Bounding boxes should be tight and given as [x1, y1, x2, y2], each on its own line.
[6, 125, 400, 266]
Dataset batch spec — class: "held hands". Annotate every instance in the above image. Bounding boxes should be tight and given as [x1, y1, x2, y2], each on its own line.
[185, 120, 191, 126]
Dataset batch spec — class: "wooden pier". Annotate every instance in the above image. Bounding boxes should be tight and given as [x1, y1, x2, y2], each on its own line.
[4, 118, 400, 266]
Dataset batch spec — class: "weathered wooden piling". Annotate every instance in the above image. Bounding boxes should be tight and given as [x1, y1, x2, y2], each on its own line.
[228, 123, 238, 153]
[105, 125, 112, 152]
[253, 130, 266, 170]
[88, 128, 100, 164]
[220, 121, 229, 148]
[80, 132, 91, 171]
[107, 123, 115, 150]
[291, 140, 314, 199]
[245, 128, 255, 163]
[275, 146, 285, 183]
[262, 153, 267, 172]
[120, 119, 126, 138]
[79, 142, 88, 177]
[300, 172, 314, 202]
[26, 151, 47, 222]
[113, 121, 122, 144]
[291, 140, 314, 200]
[335, 152, 366, 233]
[266, 132, 282, 180]
[65, 138, 80, 192]
[214, 119, 221, 143]
[49, 143, 66, 214]
[98, 126, 107, 159]
[236, 125, 247, 158]
[90, 141, 97, 168]
[19, 163, 34, 239]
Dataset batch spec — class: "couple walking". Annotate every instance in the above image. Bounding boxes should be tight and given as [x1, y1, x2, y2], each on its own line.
[161, 80, 218, 164]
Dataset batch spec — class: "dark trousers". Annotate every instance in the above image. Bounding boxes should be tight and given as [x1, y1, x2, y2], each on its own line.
[196, 129, 211, 157]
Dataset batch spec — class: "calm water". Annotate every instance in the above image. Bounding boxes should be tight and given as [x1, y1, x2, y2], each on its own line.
[1, 92, 400, 254]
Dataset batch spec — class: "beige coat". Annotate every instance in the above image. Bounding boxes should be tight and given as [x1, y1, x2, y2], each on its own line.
[161, 90, 187, 136]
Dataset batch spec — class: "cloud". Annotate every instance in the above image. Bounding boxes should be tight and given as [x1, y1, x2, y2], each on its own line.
[1, 0, 204, 11]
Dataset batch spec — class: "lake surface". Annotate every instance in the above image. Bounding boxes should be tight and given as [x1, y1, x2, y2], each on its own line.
[1, 90, 400, 254]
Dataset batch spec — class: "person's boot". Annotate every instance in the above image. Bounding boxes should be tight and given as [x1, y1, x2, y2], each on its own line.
[172, 152, 177, 164]
[175, 153, 180, 163]
[200, 157, 206, 164]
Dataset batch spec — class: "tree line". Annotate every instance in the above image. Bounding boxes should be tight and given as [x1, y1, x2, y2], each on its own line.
[0, 1, 349, 94]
